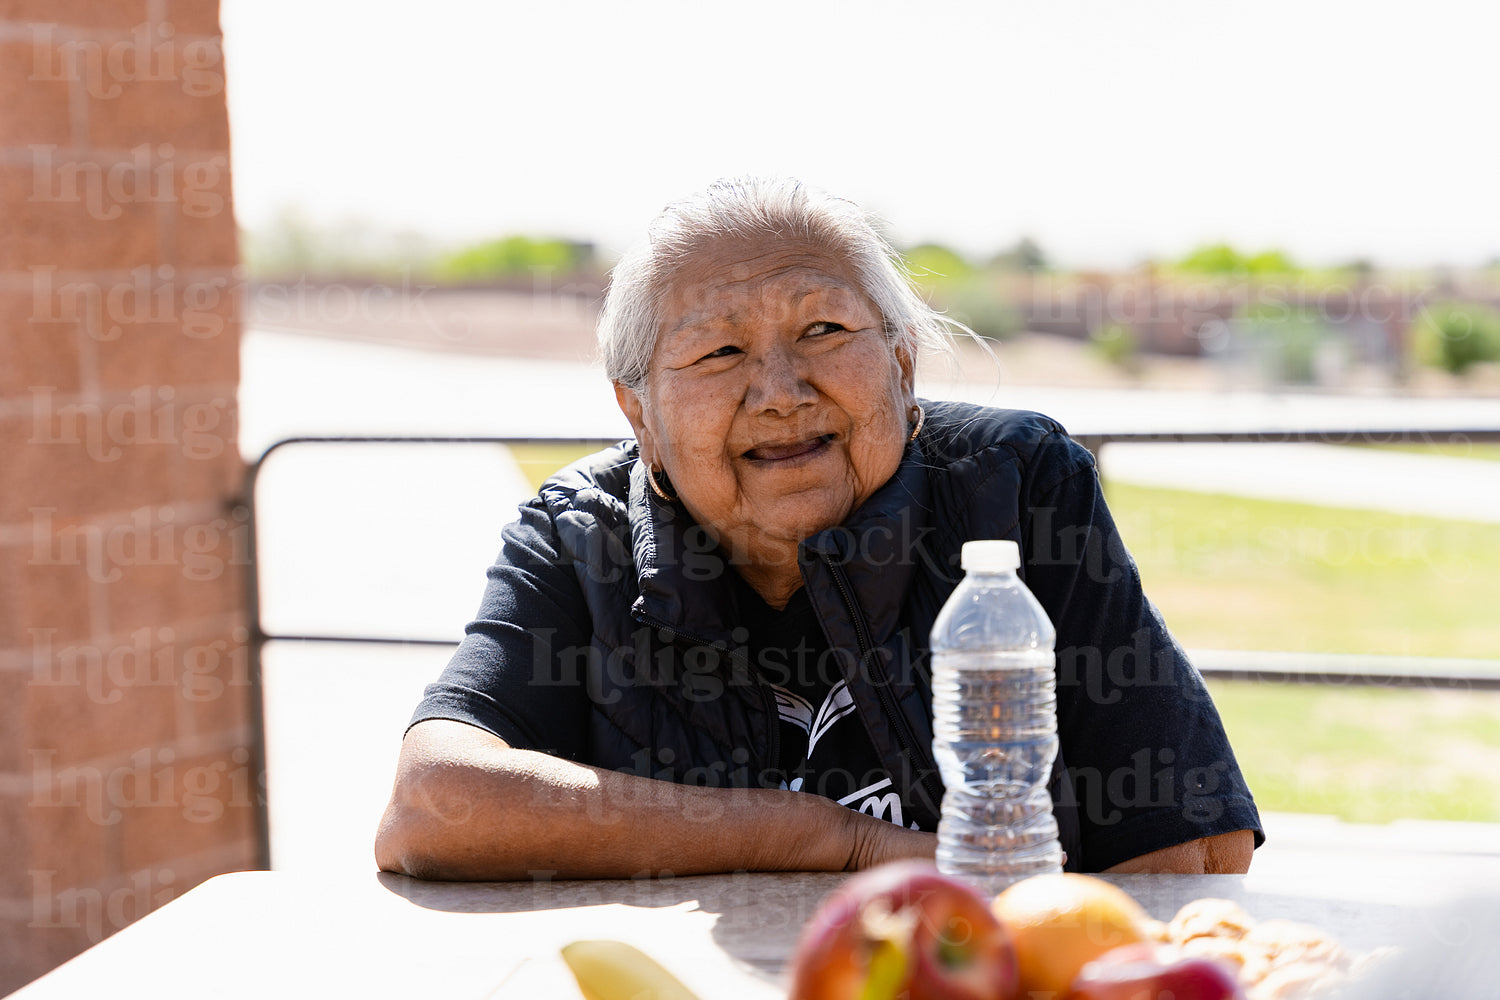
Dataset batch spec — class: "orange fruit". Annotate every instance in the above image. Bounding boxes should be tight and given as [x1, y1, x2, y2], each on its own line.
[990, 873, 1152, 996]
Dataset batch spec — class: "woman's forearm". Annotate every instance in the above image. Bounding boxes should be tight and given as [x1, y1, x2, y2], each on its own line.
[1102, 830, 1254, 875]
[375, 719, 934, 880]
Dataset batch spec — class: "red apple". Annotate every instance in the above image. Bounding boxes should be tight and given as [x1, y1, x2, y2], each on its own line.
[788, 861, 1019, 1000]
[1068, 943, 1245, 1000]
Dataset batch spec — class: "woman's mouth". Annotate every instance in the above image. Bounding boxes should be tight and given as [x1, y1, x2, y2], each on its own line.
[743, 434, 836, 463]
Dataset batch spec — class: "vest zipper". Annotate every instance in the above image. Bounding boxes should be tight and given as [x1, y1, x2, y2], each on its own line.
[633, 613, 718, 651]
[823, 557, 944, 814]
[758, 667, 781, 786]
[634, 612, 779, 785]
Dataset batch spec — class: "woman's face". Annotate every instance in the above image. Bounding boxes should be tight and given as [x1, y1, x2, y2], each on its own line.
[615, 234, 915, 584]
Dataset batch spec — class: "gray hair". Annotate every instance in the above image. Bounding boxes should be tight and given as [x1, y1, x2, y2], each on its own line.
[597, 176, 962, 393]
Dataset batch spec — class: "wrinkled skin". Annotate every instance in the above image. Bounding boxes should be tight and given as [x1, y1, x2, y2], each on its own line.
[615, 233, 915, 608]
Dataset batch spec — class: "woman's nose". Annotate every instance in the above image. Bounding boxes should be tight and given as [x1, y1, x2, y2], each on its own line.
[746, 345, 816, 415]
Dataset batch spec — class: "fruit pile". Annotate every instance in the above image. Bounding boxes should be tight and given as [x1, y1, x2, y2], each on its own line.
[556, 864, 1380, 1000]
[1154, 897, 1377, 999]
[786, 863, 1373, 1000]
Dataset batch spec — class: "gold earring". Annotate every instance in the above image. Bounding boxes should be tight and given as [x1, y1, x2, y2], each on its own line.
[907, 404, 925, 443]
[645, 463, 677, 503]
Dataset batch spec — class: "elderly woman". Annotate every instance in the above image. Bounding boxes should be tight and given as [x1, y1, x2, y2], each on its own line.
[376, 178, 1261, 880]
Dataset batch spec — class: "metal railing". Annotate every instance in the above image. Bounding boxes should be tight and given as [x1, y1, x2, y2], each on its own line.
[238, 428, 1500, 864]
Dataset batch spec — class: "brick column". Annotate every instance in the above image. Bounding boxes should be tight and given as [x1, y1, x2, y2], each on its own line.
[0, 1, 257, 989]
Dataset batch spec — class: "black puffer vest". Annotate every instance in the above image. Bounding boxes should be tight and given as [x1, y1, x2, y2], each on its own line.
[538, 400, 1085, 864]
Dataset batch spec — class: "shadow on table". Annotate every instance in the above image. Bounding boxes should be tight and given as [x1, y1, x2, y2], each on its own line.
[376, 869, 849, 984]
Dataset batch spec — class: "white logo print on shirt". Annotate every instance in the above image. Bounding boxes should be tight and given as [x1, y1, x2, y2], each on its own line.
[771, 681, 917, 828]
[773, 679, 856, 758]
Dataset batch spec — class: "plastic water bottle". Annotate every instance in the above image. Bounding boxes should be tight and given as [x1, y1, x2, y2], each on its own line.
[930, 539, 1063, 894]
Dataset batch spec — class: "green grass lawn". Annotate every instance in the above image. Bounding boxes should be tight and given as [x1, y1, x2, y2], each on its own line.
[1360, 442, 1500, 462]
[1103, 481, 1500, 661]
[1106, 480, 1500, 824]
[507, 442, 601, 491]
[503, 446, 1500, 824]
[1206, 680, 1500, 823]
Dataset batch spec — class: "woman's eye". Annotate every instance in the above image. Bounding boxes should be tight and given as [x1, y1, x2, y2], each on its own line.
[807, 321, 846, 337]
[699, 345, 741, 361]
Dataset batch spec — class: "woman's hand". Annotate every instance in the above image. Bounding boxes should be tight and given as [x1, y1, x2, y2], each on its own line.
[375, 719, 935, 881]
[838, 805, 938, 871]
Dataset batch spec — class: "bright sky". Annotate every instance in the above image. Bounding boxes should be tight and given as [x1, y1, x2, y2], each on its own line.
[222, 0, 1499, 269]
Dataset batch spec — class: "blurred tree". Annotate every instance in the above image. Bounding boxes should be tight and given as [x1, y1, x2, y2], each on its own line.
[239, 206, 446, 279]
[1177, 243, 1298, 278]
[936, 278, 1022, 341]
[1411, 302, 1500, 374]
[991, 236, 1048, 272]
[436, 236, 593, 282]
[1238, 303, 1333, 384]
[1243, 249, 1298, 276]
[1177, 243, 1243, 275]
[903, 243, 974, 286]
[1089, 321, 1142, 374]
[241, 205, 321, 276]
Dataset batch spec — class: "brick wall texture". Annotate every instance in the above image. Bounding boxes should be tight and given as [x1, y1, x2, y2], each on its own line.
[0, 0, 257, 990]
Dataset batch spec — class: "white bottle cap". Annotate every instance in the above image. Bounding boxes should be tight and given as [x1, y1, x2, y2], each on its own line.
[961, 539, 1021, 572]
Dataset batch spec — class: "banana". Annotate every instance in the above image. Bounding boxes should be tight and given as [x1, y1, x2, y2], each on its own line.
[560, 939, 703, 1000]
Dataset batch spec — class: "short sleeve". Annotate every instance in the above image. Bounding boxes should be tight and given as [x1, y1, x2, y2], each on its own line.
[1021, 433, 1264, 871]
[408, 496, 594, 759]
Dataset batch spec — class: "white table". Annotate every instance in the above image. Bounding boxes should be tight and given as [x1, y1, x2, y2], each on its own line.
[14, 867, 1497, 999]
